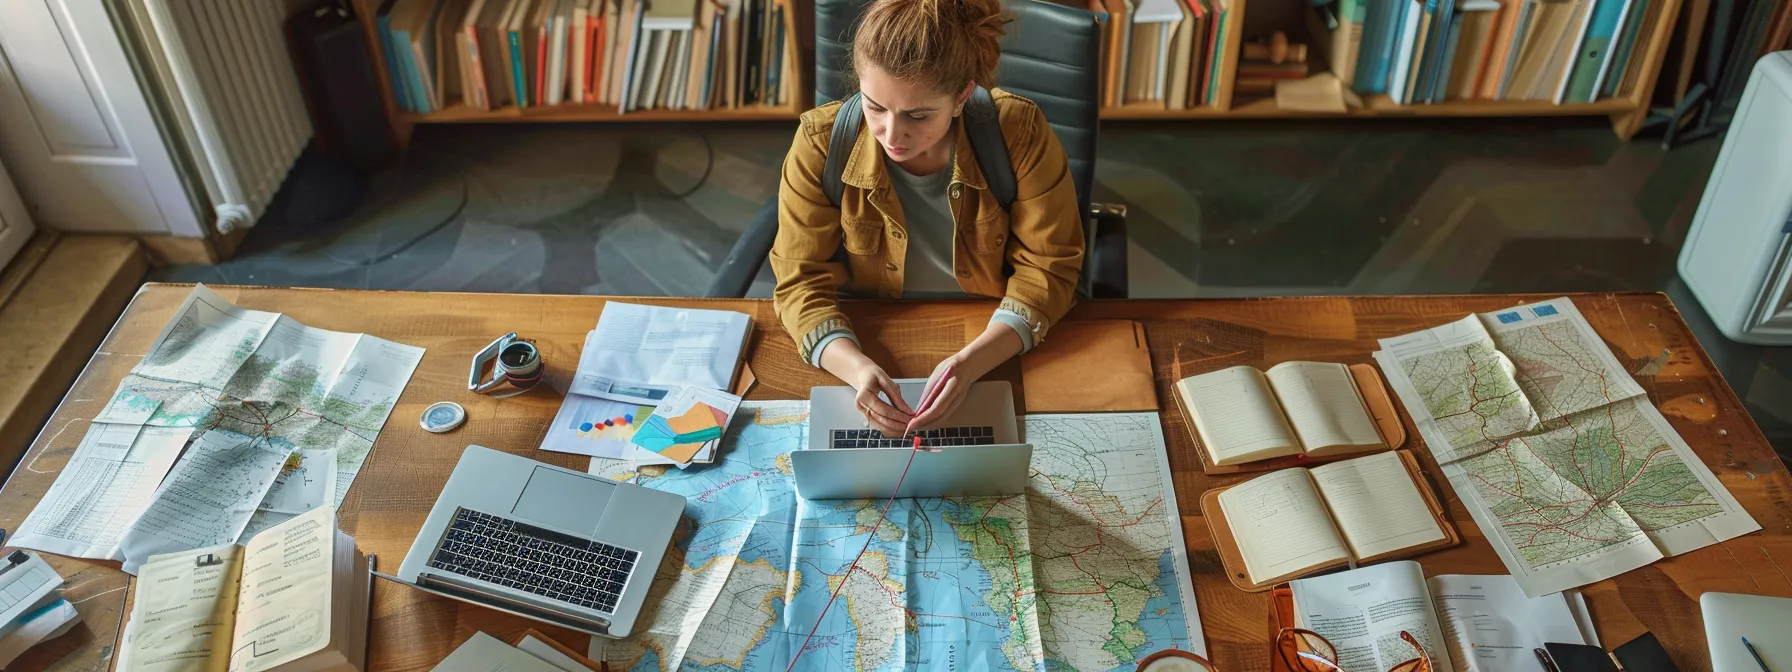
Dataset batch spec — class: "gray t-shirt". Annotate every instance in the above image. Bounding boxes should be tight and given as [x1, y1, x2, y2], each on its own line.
[884, 158, 966, 298]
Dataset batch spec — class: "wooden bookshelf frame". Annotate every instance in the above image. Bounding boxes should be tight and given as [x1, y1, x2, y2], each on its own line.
[352, 0, 1677, 144]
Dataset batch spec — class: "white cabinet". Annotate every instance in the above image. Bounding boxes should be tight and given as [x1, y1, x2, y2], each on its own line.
[1678, 52, 1792, 344]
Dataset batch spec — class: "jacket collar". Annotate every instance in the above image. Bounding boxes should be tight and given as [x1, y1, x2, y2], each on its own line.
[839, 114, 988, 192]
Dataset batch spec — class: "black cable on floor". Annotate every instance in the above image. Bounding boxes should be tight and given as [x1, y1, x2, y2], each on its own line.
[321, 147, 470, 268]
[665, 125, 715, 199]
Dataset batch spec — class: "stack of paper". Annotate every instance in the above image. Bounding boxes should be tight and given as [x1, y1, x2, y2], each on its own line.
[0, 551, 80, 668]
[628, 386, 741, 466]
[432, 632, 598, 671]
[541, 302, 750, 466]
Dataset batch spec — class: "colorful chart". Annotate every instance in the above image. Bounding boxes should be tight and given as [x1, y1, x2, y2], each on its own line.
[631, 402, 728, 463]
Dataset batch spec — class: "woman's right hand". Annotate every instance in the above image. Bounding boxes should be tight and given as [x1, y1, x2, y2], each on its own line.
[819, 340, 913, 437]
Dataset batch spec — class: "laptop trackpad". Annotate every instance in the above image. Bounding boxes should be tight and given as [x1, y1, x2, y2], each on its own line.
[513, 466, 613, 535]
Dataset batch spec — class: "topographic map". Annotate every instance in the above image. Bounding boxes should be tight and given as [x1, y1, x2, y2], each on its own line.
[12, 285, 424, 569]
[588, 403, 1202, 671]
[1376, 298, 1757, 596]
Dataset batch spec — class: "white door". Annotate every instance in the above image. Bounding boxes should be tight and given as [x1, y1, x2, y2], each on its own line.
[0, 0, 203, 236]
[0, 154, 35, 267]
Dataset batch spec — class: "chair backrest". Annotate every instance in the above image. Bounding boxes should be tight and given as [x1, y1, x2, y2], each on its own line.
[813, 0, 1102, 218]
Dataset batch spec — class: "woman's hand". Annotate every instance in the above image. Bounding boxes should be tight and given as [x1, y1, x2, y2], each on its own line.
[908, 322, 1026, 430]
[819, 339, 913, 437]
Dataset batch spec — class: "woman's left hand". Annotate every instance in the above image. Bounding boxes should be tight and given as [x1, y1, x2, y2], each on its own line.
[908, 322, 1027, 430]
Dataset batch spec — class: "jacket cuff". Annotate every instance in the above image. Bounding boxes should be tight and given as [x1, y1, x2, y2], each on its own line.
[808, 332, 859, 368]
[990, 310, 1036, 354]
[998, 297, 1054, 344]
[799, 317, 857, 365]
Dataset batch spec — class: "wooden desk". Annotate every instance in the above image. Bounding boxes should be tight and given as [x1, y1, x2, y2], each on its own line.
[3, 286, 1784, 672]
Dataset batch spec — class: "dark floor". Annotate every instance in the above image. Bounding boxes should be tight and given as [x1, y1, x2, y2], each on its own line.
[150, 116, 1792, 457]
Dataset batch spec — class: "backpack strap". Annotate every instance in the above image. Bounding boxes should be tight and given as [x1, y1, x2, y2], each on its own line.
[821, 92, 863, 208]
[823, 87, 1015, 211]
[963, 86, 1016, 210]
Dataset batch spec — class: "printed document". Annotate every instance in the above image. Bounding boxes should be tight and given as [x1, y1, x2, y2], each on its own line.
[10, 424, 189, 559]
[128, 542, 243, 672]
[1430, 575, 1586, 672]
[570, 303, 749, 404]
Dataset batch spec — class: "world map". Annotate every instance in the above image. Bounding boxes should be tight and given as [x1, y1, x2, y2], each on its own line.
[589, 403, 1201, 671]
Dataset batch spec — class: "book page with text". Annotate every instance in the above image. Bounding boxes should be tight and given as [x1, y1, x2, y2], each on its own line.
[229, 505, 337, 672]
[1310, 452, 1446, 560]
[129, 543, 243, 672]
[1290, 561, 1456, 672]
[1265, 361, 1384, 453]
[1216, 468, 1350, 583]
[1177, 365, 1301, 464]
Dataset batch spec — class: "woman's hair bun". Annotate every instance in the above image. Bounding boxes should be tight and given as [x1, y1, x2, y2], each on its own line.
[852, 0, 1009, 94]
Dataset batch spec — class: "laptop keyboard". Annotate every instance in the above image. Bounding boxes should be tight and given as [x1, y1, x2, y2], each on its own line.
[830, 426, 998, 449]
[427, 508, 639, 614]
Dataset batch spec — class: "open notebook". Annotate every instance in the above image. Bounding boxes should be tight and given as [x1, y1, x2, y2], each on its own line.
[1173, 361, 1405, 473]
[117, 505, 369, 672]
[1200, 451, 1458, 591]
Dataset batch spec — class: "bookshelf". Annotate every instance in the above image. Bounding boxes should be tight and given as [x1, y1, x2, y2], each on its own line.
[353, 0, 1678, 146]
[350, 0, 807, 148]
[1095, 0, 1683, 139]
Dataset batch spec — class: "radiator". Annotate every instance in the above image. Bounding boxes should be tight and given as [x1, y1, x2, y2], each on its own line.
[133, 0, 312, 233]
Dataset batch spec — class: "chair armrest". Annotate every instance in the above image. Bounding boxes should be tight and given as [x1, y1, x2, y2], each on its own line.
[705, 197, 780, 298]
[1083, 203, 1127, 299]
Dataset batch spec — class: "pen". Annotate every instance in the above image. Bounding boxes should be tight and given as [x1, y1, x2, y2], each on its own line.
[1744, 636, 1774, 672]
[1534, 648, 1560, 672]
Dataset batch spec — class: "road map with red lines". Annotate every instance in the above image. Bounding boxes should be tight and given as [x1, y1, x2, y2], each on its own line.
[588, 404, 1203, 672]
[1376, 298, 1757, 597]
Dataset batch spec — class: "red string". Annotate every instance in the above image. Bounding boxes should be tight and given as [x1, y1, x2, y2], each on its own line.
[783, 436, 928, 672]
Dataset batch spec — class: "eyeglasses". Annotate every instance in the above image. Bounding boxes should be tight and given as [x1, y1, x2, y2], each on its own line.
[1275, 628, 1434, 672]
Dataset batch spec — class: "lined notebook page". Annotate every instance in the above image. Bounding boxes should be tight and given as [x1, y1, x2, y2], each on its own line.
[1178, 366, 1300, 463]
[1309, 452, 1445, 560]
[1265, 361, 1383, 452]
[1217, 468, 1351, 583]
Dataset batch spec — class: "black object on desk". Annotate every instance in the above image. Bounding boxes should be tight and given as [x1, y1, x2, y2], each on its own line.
[1544, 633, 1682, 672]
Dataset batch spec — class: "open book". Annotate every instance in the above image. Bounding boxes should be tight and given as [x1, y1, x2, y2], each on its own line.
[1174, 362, 1401, 469]
[1202, 451, 1458, 590]
[119, 505, 369, 672]
[1276, 562, 1596, 672]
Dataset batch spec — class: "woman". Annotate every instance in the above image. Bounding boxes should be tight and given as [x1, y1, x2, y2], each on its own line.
[770, 0, 1085, 436]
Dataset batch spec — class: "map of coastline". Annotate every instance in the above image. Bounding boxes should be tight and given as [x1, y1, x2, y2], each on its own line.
[589, 404, 1201, 671]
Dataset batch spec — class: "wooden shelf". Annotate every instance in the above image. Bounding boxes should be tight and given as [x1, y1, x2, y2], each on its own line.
[400, 102, 803, 124]
[1100, 94, 1640, 120]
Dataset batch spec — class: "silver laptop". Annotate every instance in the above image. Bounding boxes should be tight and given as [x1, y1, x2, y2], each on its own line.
[792, 380, 1031, 499]
[1703, 592, 1792, 670]
[380, 445, 682, 638]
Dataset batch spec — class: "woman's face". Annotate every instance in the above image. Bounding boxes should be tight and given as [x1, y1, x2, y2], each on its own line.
[857, 65, 966, 171]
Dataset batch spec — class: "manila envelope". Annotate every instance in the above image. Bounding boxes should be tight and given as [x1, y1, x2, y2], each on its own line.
[1019, 320, 1157, 413]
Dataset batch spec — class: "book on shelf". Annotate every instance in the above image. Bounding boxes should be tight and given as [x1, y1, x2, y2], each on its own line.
[1172, 360, 1404, 471]
[1271, 563, 1595, 672]
[116, 506, 370, 672]
[1200, 450, 1459, 591]
[1446, 0, 1500, 99]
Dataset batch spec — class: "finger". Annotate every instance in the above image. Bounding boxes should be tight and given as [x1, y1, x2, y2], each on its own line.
[911, 378, 965, 428]
[879, 375, 914, 415]
[857, 389, 912, 425]
[869, 413, 907, 438]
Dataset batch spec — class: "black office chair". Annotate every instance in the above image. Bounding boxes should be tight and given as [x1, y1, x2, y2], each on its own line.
[704, 0, 1126, 299]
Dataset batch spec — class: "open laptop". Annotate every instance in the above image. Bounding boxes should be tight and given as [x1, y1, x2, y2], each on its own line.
[791, 380, 1031, 499]
[1703, 592, 1792, 670]
[379, 445, 682, 638]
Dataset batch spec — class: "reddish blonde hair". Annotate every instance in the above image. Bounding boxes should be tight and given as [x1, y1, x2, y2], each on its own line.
[851, 0, 1008, 95]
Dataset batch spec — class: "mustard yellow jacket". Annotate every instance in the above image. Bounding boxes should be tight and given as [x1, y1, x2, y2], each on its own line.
[770, 88, 1086, 363]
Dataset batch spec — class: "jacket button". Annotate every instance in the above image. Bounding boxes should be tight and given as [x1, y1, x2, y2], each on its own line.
[892, 230, 904, 240]
[885, 262, 898, 272]
[950, 185, 961, 199]
[995, 234, 1006, 245]
[957, 270, 971, 278]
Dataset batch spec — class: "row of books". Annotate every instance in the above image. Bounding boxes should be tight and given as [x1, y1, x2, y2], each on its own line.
[1094, 0, 1239, 108]
[375, 0, 801, 114]
[1324, 0, 1661, 103]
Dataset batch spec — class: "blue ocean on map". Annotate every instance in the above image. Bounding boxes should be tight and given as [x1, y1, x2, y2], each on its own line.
[593, 402, 1200, 672]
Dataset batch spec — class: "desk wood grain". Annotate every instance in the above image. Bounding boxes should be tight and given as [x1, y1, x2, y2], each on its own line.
[1, 286, 1782, 672]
